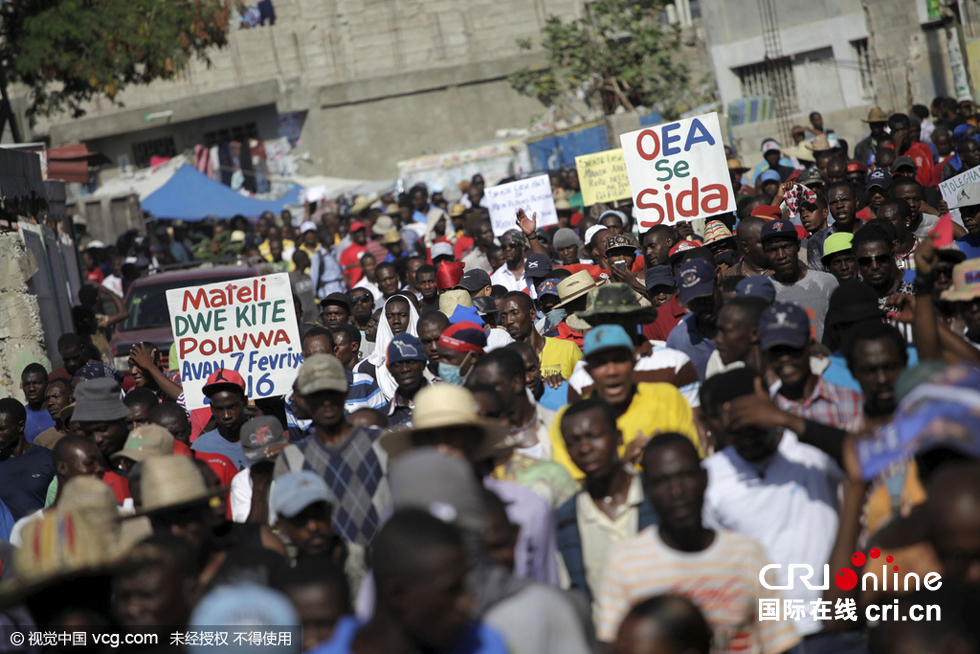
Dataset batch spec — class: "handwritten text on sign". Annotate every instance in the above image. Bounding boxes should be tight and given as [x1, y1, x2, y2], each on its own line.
[619, 112, 732, 229]
[484, 174, 558, 237]
[166, 273, 302, 410]
[939, 165, 980, 209]
[576, 149, 632, 206]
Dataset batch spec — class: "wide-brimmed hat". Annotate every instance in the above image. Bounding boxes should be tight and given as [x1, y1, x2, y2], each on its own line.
[128, 456, 227, 518]
[372, 215, 395, 236]
[806, 133, 836, 153]
[72, 378, 129, 423]
[110, 424, 174, 463]
[575, 283, 657, 322]
[703, 221, 734, 246]
[554, 270, 598, 309]
[381, 229, 402, 245]
[379, 385, 510, 462]
[555, 196, 573, 212]
[351, 194, 379, 215]
[727, 158, 750, 174]
[941, 259, 980, 302]
[862, 107, 888, 123]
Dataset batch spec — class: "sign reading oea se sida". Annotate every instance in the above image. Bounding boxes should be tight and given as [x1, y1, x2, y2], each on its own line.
[619, 112, 733, 229]
[166, 273, 303, 410]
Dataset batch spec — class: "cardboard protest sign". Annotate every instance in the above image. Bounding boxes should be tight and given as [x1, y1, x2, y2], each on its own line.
[939, 166, 980, 209]
[167, 273, 302, 410]
[576, 149, 632, 206]
[484, 175, 557, 236]
[619, 112, 733, 230]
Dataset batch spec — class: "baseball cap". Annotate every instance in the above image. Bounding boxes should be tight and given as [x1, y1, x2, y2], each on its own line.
[604, 234, 635, 255]
[675, 259, 717, 304]
[321, 291, 351, 312]
[537, 279, 560, 299]
[387, 333, 427, 364]
[761, 140, 781, 155]
[800, 168, 824, 187]
[758, 302, 811, 351]
[667, 238, 704, 265]
[500, 229, 526, 246]
[300, 221, 317, 234]
[734, 276, 776, 303]
[456, 269, 492, 292]
[644, 265, 675, 292]
[202, 369, 246, 398]
[431, 242, 454, 260]
[271, 471, 332, 519]
[583, 324, 635, 358]
[241, 416, 287, 463]
[189, 583, 299, 651]
[893, 155, 917, 172]
[583, 224, 605, 246]
[524, 253, 553, 279]
[598, 210, 627, 226]
[472, 296, 498, 316]
[750, 205, 782, 220]
[110, 424, 174, 462]
[295, 354, 348, 396]
[866, 168, 891, 191]
[349, 221, 367, 233]
[758, 169, 781, 185]
[759, 219, 799, 244]
[821, 232, 854, 264]
[438, 322, 487, 353]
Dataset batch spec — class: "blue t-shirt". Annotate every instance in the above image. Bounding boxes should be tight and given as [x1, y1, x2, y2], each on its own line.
[311, 616, 509, 654]
[955, 234, 980, 260]
[665, 313, 716, 381]
[24, 406, 54, 444]
[191, 429, 247, 470]
[539, 381, 569, 411]
[0, 446, 55, 521]
[822, 347, 920, 393]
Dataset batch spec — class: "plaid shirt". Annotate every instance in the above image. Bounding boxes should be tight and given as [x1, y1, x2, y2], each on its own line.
[895, 235, 919, 273]
[774, 376, 863, 431]
[274, 425, 391, 546]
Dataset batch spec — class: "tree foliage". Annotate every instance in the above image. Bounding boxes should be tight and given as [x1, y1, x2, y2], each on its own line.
[1, 0, 234, 123]
[508, 0, 706, 120]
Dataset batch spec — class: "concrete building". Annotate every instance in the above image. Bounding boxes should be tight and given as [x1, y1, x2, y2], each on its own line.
[20, 0, 582, 181]
[701, 0, 960, 170]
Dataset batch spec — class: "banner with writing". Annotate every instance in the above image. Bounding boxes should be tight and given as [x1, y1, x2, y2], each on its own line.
[576, 149, 632, 206]
[484, 175, 558, 236]
[619, 111, 733, 230]
[166, 273, 302, 410]
[939, 165, 980, 209]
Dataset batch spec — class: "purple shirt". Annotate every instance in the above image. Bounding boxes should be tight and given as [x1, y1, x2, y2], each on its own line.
[483, 478, 560, 586]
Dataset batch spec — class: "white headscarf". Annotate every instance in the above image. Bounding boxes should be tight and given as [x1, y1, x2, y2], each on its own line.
[367, 295, 420, 401]
[424, 207, 455, 247]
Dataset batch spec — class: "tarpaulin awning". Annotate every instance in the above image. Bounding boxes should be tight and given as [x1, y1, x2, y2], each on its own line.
[141, 163, 301, 221]
[47, 144, 112, 184]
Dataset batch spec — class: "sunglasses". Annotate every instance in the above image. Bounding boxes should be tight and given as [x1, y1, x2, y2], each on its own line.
[351, 294, 373, 304]
[857, 254, 892, 266]
[500, 242, 520, 250]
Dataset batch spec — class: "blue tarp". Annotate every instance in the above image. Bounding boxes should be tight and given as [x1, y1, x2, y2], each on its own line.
[141, 164, 301, 221]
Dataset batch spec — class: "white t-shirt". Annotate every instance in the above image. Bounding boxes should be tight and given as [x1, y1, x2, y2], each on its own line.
[486, 328, 515, 352]
[703, 431, 842, 636]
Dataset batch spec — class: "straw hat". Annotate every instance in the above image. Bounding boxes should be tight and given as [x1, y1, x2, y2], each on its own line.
[373, 214, 395, 236]
[381, 229, 402, 245]
[351, 194, 380, 215]
[727, 158, 750, 174]
[439, 289, 472, 317]
[554, 270, 599, 309]
[129, 456, 226, 518]
[703, 220, 735, 246]
[59, 476, 151, 552]
[862, 107, 888, 123]
[379, 385, 510, 462]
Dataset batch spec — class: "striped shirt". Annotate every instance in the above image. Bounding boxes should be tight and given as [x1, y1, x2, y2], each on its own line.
[596, 528, 800, 654]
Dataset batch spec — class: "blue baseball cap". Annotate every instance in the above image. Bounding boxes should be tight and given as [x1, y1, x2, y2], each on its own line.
[867, 168, 891, 191]
[644, 265, 675, 293]
[271, 471, 332, 518]
[759, 169, 781, 184]
[675, 259, 717, 304]
[734, 276, 776, 304]
[524, 253, 553, 279]
[583, 324, 635, 358]
[758, 302, 810, 351]
[189, 583, 299, 654]
[388, 333, 427, 363]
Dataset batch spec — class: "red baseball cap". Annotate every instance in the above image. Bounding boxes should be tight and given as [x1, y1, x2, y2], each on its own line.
[668, 238, 704, 265]
[750, 205, 782, 221]
[438, 322, 487, 353]
[202, 369, 246, 398]
[349, 221, 367, 233]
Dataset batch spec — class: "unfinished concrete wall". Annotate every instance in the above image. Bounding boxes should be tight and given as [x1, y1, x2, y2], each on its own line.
[0, 231, 51, 401]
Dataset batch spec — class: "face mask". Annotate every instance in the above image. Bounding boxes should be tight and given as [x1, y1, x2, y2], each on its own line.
[543, 307, 567, 332]
[438, 352, 473, 386]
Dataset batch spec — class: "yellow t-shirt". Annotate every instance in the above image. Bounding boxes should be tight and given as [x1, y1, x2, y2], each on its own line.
[540, 337, 583, 380]
[549, 382, 701, 480]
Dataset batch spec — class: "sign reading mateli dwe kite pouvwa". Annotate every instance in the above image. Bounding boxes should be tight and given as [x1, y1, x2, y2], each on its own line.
[167, 273, 302, 410]
[484, 174, 558, 237]
[619, 112, 733, 230]
[576, 149, 632, 206]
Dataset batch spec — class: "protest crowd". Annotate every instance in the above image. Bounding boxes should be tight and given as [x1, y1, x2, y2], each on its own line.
[3, 99, 980, 654]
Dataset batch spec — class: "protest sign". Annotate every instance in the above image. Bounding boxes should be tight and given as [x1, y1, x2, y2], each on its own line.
[484, 174, 558, 236]
[166, 273, 302, 410]
[939, 165, 980, 209]
[619, 112, 732, 230]
[576, 149, 632, 206]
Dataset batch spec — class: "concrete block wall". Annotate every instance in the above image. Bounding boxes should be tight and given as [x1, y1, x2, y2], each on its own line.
[0, 232, 50, 401]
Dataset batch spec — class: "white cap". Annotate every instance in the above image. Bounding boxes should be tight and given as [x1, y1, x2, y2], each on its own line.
[300, 221, 317, 234]
[762, 140, 781, 154]
[584, 225, 605, 246]
[431, 242, 454, 259]
[87, 240, 106, 249]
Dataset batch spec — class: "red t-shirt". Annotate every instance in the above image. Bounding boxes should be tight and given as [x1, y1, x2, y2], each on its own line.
[856, 206, 875, 222]
[642, 295, 688, 342]
[86, 269, 104, 284]
[338, 243, 366, 285]
[191, 449, 238, 520]
[454, 235, 474, 261]
[102, 470, 131, 504]
[904, 142, 935, 187]
[189, 407, 212, 441]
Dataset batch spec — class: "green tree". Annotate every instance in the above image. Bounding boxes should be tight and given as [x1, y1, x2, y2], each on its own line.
[508, 0, 706, 119]
[0, 0, 234, 124]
